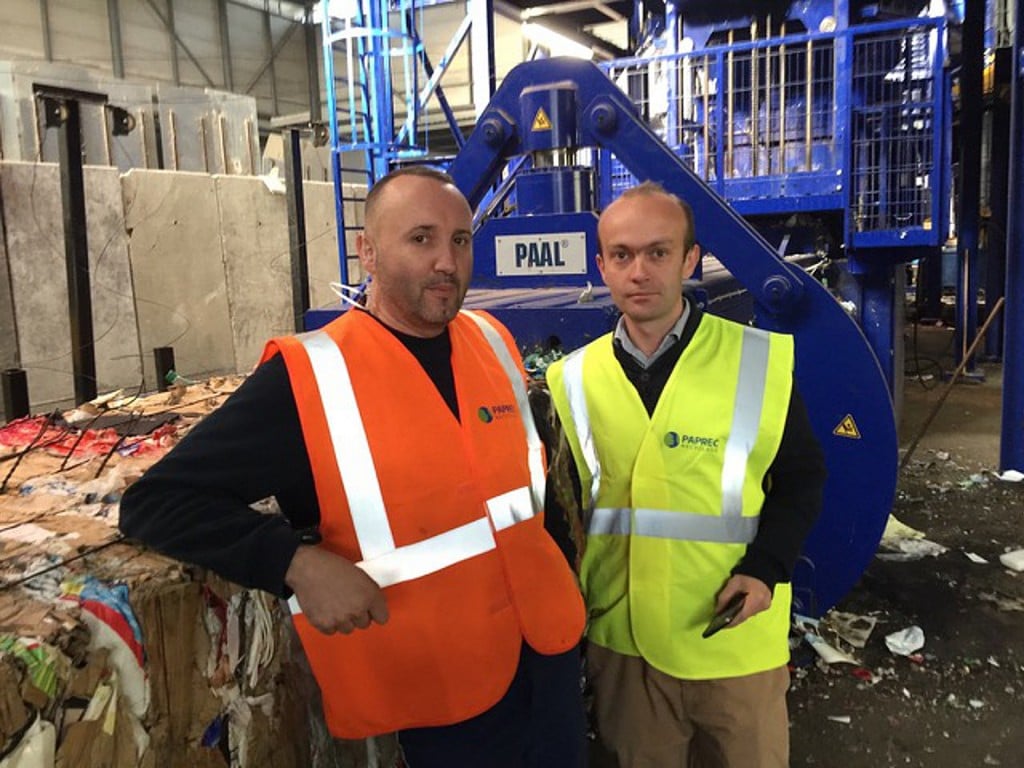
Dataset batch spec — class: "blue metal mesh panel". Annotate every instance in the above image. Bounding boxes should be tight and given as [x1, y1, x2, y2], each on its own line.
[601, 16, 946, 248]
[603, 34, 839, 200]
[850, 24, 939, 234]
[602, 60, 662, 198]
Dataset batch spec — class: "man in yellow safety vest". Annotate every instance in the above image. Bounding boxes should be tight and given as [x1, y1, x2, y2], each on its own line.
[547, 182, 827, 768]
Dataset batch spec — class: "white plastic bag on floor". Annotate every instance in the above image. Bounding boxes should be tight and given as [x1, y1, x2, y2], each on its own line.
[0, 714, 56, 768]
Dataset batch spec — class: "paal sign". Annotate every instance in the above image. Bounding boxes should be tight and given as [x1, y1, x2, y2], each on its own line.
[495, 232, 588, 276]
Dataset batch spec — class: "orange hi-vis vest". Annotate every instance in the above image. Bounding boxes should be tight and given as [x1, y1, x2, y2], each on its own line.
[261, 308, 585, 739]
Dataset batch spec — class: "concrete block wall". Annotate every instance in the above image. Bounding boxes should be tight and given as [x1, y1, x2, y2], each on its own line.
[122, 170, 237, 390]
[0, 161, 354, 413]
[0, 162, 142, 408]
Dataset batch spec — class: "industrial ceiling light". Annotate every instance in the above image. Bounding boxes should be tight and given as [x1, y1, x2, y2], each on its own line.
[522, 22, 594, 60]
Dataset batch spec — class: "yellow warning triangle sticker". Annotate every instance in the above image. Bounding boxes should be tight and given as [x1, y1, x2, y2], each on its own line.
[833, 414, 861, 439]
[531, 107, 553, 131]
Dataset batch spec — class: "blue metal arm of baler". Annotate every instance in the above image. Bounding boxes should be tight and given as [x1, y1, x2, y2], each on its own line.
[449, 58, 898, 616]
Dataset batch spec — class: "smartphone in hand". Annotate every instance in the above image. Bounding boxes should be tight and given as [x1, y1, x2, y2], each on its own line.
[702, 593, 747, 639]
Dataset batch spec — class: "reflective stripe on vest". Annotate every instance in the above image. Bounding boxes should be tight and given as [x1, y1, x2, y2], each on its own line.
[287, 313, 542, 615]
[561, 325, 771, 533]
[561, 348, 601, 508]
[460, 310, 546, 517]
[588, 507, 759, 544]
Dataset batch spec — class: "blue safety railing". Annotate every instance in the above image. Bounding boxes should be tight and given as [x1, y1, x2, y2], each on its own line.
[599, 15, 951, 257]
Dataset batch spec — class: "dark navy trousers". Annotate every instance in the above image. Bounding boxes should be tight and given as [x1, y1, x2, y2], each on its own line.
[398, 643, 587, 768]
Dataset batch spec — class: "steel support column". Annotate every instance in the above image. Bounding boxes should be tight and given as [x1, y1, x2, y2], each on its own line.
[955, 0, 985, 372]
[39, 0, 53, 62]
[985, 50, 1012, 359]
[284, 129, 310, 332]
[264, 12, 279, 114]
[107, 0, 125, 78]
[366, 0, 393, 182]
[1001, 0, 1024, 471]
[304, 18, 322, 123]
[44, 97, 98, 405]
[218, 0, 235, 91]
[840, 265, 904, 408]
[167, 0, 180, 85]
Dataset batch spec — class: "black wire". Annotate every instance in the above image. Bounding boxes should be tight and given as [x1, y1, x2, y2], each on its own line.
[58, 410, 109, 471]
[58, 378, 148, 471]
[904, 318, 945, 390]
[91, 414, 141, 479]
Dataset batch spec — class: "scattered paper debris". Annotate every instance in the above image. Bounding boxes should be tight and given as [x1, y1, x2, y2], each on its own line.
[827, 715, 852, 724]
[0, 523, 55, 545]
[965, 551, 989, 564]
[997, 469, 1023, 482]
[793, 614, 820, 631]
[978, 592, 1024, 612]
[878, 516, 949, 560]
[805, 633, 859, 665]
[877, 537, 948, 561]
[885, 625, 925, 656]
[960, 474, 990, 489]
[825, 611, 877, 649]
[998, 549, 1024, 573]
[882, 516, 926, 541]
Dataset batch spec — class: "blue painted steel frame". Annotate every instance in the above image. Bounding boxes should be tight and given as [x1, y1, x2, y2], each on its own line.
[320, 8, 350, 284]
[1001, 0, 1024, 472]
[602, 16, 948, 254]
[954, 0, 986, 372]
[448, 58, 898, 616]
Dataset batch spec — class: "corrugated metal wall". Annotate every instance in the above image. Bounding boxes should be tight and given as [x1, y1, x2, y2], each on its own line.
[0, 0, 526, 138]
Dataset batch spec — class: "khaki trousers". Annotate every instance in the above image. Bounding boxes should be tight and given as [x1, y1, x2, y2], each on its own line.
[588, 644, 790, 768]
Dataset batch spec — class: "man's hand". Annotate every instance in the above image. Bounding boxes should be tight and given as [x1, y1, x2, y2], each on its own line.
[714, 574, 771, 629]
[285, 546, 389, 635]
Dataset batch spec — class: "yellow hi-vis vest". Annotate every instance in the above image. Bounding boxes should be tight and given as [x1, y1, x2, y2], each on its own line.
[547, 313, 794, 679]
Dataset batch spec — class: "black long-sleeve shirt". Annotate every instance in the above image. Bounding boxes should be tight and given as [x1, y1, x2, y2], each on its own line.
[118, 315, 573, 596]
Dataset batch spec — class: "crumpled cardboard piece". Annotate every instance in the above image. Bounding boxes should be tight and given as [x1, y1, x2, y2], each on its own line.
[65, 647, 111, 700]
[56, 685, 137, 768]
[0, 656, 31, 744]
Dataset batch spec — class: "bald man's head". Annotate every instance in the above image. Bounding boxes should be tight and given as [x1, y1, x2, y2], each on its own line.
[363, 166, 461, 236]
